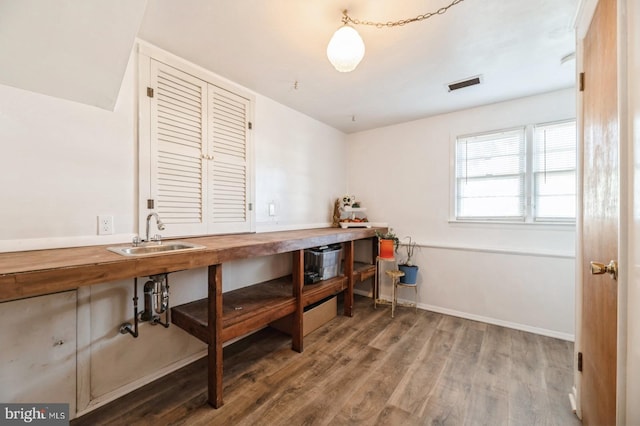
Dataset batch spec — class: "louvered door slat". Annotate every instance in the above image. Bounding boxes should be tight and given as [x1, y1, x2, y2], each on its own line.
[212, 140, 245, 157]
[158, 74, 201, 99]
[210, 161, 246, 223]
[212, 129, 245, 146]
[158, 107, 201, 130]
[158, 113, 201, 137]
[157, 91, 201, 113]
[213, 138, 245, 158]
[157, 87, 201, 110]
[212, 113, 245, 133]
[211, 90, 247, 162]
[213, 131, 244, 146]
[158, 132, 200, 150]
[213, 93, 246, 114]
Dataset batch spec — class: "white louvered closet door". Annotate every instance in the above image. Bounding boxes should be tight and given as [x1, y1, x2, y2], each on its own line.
[207, 85, 252, 234]
[149, 60, 208, 237]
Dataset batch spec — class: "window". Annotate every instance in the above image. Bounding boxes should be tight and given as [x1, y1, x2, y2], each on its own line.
[454, 120, 576, 223]
[455, 128, 526, 220]
[532, 122, 576, 221]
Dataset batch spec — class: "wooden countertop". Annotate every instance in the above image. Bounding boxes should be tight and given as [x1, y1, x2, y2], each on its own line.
[0, 227, 381, 303]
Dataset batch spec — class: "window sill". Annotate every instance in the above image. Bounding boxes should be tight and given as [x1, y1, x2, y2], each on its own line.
[448, 219, 576, 230]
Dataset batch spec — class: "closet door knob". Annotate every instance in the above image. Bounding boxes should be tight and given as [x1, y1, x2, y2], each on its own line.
[590, 260, 618, 280]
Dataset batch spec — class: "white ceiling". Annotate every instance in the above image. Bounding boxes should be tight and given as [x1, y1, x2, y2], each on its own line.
[0, 0, 578, 134]
[0, 0, 147, 110]
[138, 0, 578, 133]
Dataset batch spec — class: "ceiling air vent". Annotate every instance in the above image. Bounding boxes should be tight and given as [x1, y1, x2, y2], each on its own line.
[447, 75, 482, 92]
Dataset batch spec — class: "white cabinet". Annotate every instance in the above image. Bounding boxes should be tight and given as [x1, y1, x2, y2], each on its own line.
[139, 47, 255, 238]
[0, 291, 77, 415]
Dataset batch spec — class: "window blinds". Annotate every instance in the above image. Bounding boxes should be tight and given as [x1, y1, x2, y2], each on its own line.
[533, 121, 576, 220]
[455, 128, 526, 220]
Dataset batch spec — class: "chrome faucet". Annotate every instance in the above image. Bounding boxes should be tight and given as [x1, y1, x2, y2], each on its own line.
[145, 213, 165, 243]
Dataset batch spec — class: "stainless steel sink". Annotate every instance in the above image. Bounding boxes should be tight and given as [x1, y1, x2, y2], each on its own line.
[108, 241, 205, 257]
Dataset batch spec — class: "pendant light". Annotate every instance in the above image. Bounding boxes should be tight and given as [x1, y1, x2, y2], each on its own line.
[327, 1, 465, 73]
[326, 23, 365, 73]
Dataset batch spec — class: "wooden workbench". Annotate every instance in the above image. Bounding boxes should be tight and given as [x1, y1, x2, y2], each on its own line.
[0, 227, 381, 407]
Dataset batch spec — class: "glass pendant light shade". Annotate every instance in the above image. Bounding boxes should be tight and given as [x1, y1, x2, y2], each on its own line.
[326, 25, 365, 72]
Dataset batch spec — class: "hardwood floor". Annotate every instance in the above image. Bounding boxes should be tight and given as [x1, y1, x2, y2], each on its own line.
[72, 295, 580, 425]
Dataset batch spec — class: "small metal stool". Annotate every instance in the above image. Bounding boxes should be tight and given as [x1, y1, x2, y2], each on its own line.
[386, 269, 418, 318]
[386, 269, 404, 318]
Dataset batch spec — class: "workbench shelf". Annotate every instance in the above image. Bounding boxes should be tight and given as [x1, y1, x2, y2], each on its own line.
[171, 276, 297, 344]
[353, 261, 377, 283]
[171, 273, 349, 344]
[302, 275, 348, 307]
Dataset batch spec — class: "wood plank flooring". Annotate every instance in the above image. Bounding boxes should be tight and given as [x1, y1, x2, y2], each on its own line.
[72, 296, 580, 426]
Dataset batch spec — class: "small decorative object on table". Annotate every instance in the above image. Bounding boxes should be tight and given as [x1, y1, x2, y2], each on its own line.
[336, 195, 371, 228]
[332, 199, 342, 227]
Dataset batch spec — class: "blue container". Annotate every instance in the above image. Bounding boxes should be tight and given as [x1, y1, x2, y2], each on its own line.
[398, 265, 419, 284]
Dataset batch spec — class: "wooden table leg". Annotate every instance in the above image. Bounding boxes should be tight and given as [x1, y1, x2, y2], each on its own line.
[292, 249, 304, 353]
[207, 264, 223, 408]
[344, 240, 354, 317]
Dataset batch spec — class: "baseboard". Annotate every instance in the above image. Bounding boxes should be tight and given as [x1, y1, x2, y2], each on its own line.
[354, 291, 574, 342]
[354, 288, 372, 298]
[569, 386, 577, 414]
[420, 303, 575, 341]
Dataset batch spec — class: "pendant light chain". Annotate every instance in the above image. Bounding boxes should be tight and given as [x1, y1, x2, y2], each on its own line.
[342, 0, 465, 28]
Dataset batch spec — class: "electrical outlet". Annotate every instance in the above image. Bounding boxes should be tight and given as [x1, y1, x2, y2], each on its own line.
[268, 202, 276, 216]
[98, 215, 114, 235]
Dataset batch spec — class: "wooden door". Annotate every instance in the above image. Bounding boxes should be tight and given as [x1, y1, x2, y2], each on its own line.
[581, 0, 619, 424]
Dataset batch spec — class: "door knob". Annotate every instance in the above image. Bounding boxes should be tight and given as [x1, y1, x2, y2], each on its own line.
[590, 260, 618, 280]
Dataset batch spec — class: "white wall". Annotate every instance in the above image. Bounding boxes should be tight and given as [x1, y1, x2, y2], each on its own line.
[0, 56, 137, 251]
[347, 88, 577, 339]
[0, 46, 347, 415]
[254, 94, 346, 231]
